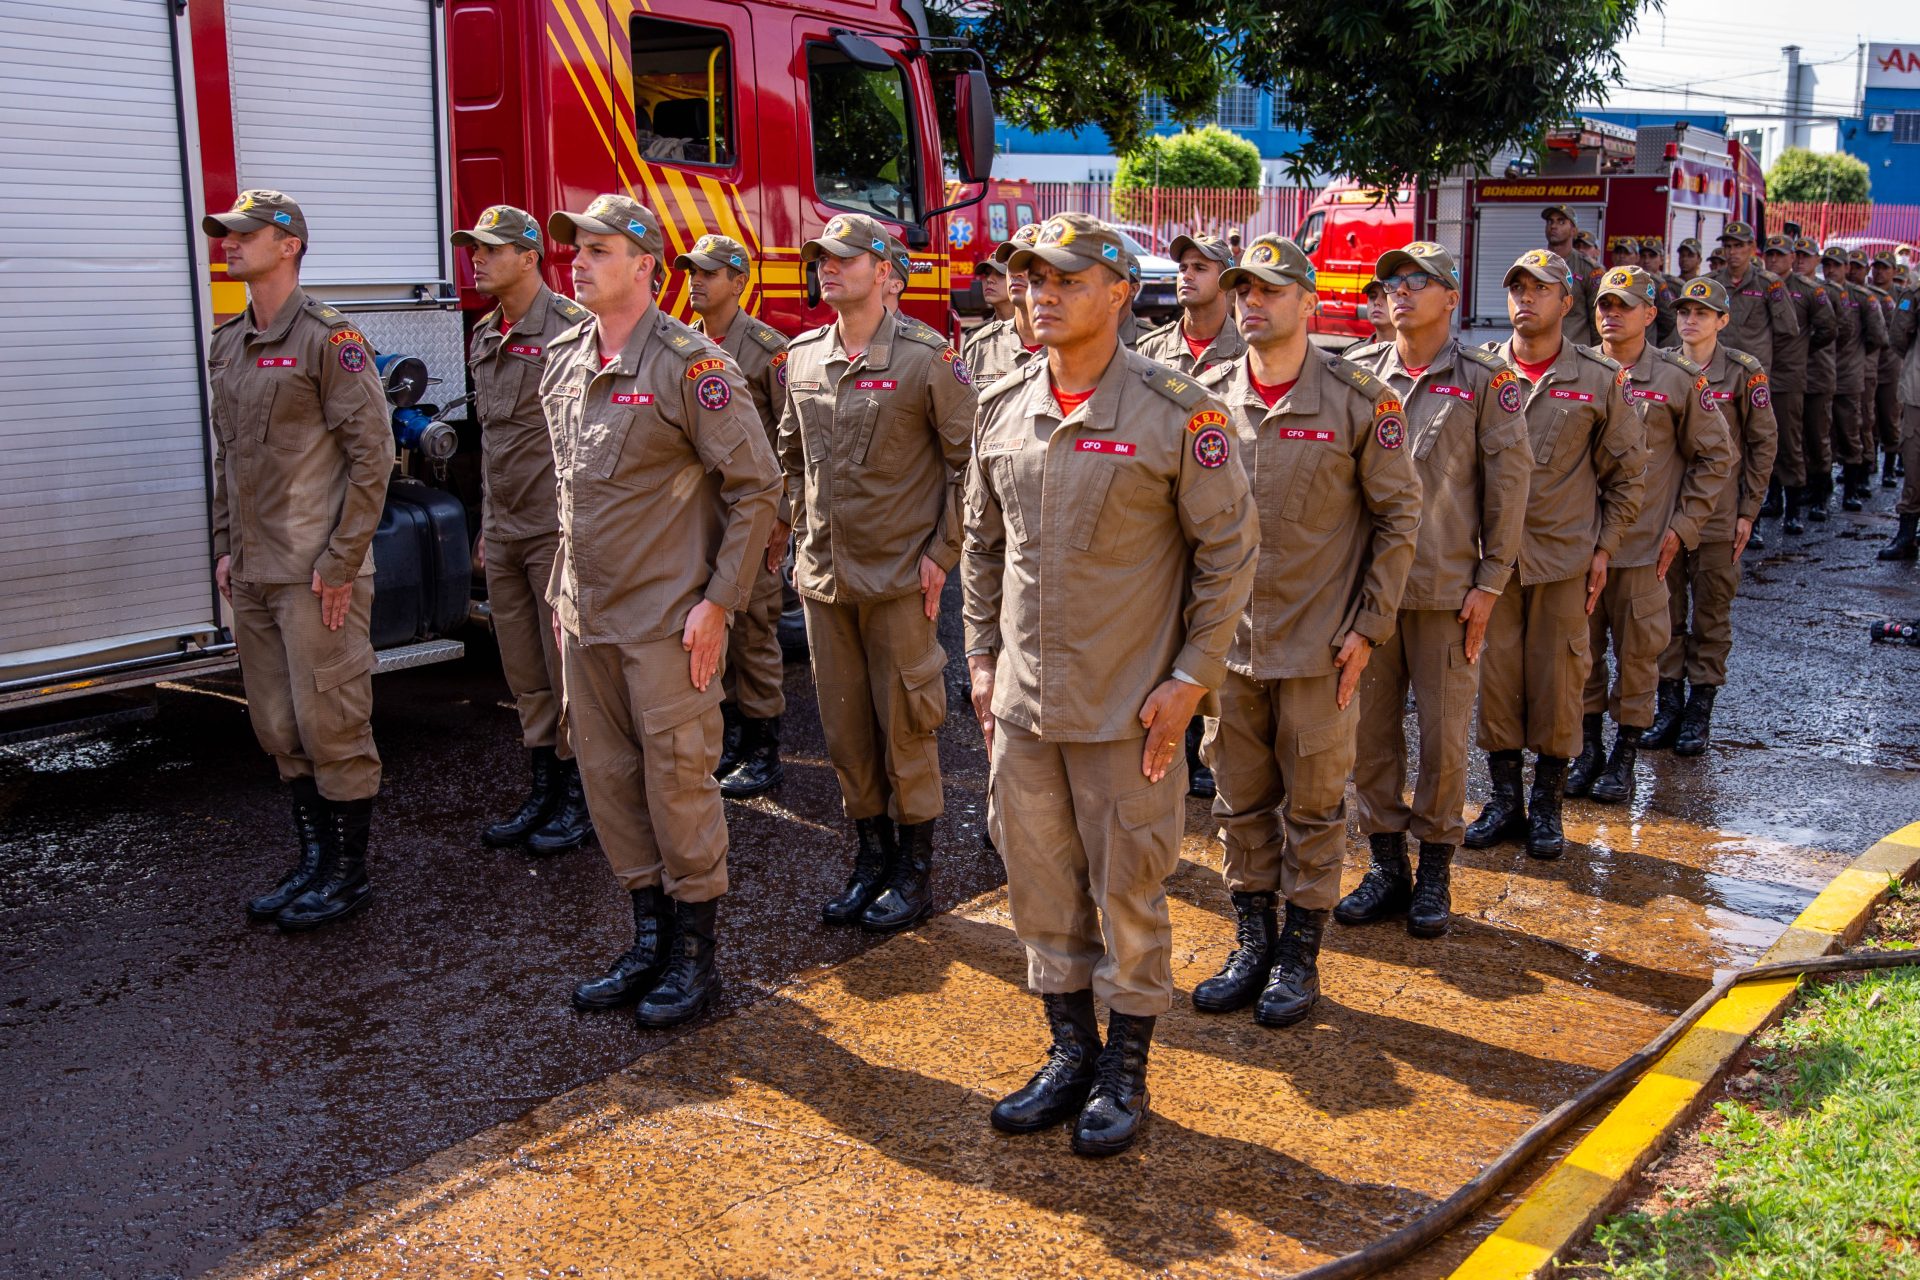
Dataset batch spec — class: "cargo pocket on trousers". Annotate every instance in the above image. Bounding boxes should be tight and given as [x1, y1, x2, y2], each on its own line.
[1630, 584, 1673, 657]
[312, 640, 377, 748]
[313, 641, 376, 693]
[643, 687, 721, 790]
[1296, 706, 1353, 758]
[899, 643, 949, 736]
[1112, 783, 1178, 887]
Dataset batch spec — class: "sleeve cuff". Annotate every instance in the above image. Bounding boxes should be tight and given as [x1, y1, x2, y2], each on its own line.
[313, 552, 352, 588]
[704, 573, 746, 614]
[963, 624, 1001, 655]
[1171, 668, 1205, 686]
[1668, 518, 1700, 551]
[926, 538, 961, 574]
[212, 537, 230, 559]
[1351, 609, 1396, 645]
[1171, 643, 1226, 691]
[1473, 559, 1515, 594]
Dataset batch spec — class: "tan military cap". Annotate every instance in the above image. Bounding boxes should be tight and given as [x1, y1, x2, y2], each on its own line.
[992, 223, 1042, 264]
[1503, 248, 1572, 288]
[1871, 249, 1896, 267]
[1167, 232, 1235, 266]
[1847, 248, 1869, 265]
[1674, 276, 1730, 314]
[1594, 265, 1658, 307]
[203, 189, 308, 243]
[1719, 220, 1757, 244]
[1640, 236, 1666, 254]
[801, 212, 891, 263]
[1220, 235, 1316, 290]
[1795, 237, 1822, 257]
[974, 257, 1009, 277]
[674, 232, 751, 273]
[548, 194, 664, 258]
[1009, 213, 1131, 280]
[1573, 228, 1597, 250]
[1607, 235, 1641, 254]
[1763, 233, 1795, 255]
[1542, 204, 1579, 222]
[1375, 240, 1459, 286]
[882, 233, 913, 282]
[452, 204, 543, 254]
[1678, 237, 1704, 255]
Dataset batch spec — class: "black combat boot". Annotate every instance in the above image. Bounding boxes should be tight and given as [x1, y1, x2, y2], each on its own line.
[1408, 842, 1453, 939]
[1673, 684, 1718, 757]
[990, 990, 1101, 1133]
[1843, 465, 1866, 511]
[823, 816, 895, 925]
[482, 746, 560, 847]
[247, 777, 334, 921]
[1748, 526, 1766, 552]
[1185, 718, 1214, 799]
[1758, 477, 1784, 517]
[1255, 902, 1327, 1027]
[1071, 1011, 1155, 1157]
[1565, 713, 1606, 797]
[527, 757, 593, 854]
[718, 716, 783, 799]
[860, 819, 934, 933]
[1642, 678, 1687, 749]
[571, 886, 670, 1009]
[1527, 756, 1568, 860]
[1587, 723, 1641, 804]
[1191, 891, 1277, 1012]
[1878, 514, 1919, 561]
[1884, 450, 1900, 489]
[636, 897, 720, 1028]
[277, 797, 373, 930]
[713, 703, 744, 780]
[1464, 752, 1528, 848]
[1808, 474, 1830, 522]
[1334, 832, 1412, 924]
[1783, 486, 1806, 536]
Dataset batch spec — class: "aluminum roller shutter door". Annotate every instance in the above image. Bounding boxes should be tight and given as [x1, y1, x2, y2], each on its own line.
[227, 0, 446, 288]
[0, 0, 218, 670]
[1471, 204, 1603, 328]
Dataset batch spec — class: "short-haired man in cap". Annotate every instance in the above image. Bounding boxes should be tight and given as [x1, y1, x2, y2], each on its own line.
[544, 194, 781, 1028]
[1885, 260, 1920, 559]
[1795, 238, 1841, 523]
[454, 205, 594, 855]
[1642, 277, 1776, 757]
[1543, 205, 1600, 346]
[1569, 266, 1733, 804]
[1573, 227, 1599, 264]
[205, 190, 394, 931]
[1191, 235, 1420, 1026]
[1863, 250, 1905, 488]
[778, 213, 976, 935]
[965, 225, 1046, 386]
[1848, 249, 1892, 497]
[1607, 236, 1642, 269]
[882, 233, 913, 311]
[1677, 237, 1704, 282]
[1821, 244, 1877, 510]
[1466, 249, 1644, 862]
[676, 232, 793, 799]
[1343, 242, 1532, 937]
[1356, 277, 1396, 347]
[1708, 220, 1799, 378]
[965, 212, 1257, 1155]
[1758, 233, 1837, 533]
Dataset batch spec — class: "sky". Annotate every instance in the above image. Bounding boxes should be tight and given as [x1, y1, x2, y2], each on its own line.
[1604, 0, 1912, 119]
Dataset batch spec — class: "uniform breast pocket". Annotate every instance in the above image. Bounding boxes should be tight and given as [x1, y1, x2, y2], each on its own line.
[1416, 402, 1473, 479]
[845, 396, 886, 468]
[798, 396, 833, 465]
[866, 404, 924, 475]
[596, 408, 679, 491]
[1298, 446, 1357, 533]
[984, 452, 1029, 545]
[1071, 462, 1160, 564]
[1530, 406, 1571, 468]
[263, 376, 320, 452]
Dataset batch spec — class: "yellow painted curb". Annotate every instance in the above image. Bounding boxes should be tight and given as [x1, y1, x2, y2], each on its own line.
[1447, 820, 1920, 1280]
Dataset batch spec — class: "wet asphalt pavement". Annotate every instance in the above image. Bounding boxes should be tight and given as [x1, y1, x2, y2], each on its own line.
[3, 498, 1918, 1280]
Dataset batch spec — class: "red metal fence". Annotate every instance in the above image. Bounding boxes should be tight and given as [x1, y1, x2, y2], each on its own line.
[1768, 202, 1920, 251]
[1032, 183, 1321, 256]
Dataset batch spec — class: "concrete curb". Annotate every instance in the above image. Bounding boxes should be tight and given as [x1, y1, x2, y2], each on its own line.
[1446, 820, 1920, 1280]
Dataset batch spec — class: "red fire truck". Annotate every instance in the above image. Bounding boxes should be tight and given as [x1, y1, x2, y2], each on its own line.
[944, 178, 1040, 312]
[0, 0, 989, 721]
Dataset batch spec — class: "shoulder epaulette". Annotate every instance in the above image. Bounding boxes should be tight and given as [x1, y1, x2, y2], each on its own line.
[213, 311, 246, 333]
[746, 321, 788, 354]
[308, 299, 348, 325]
[553, 296, 587, 322]
[1330, 355, 1388, 399]
[1656, 347, 1703, 377]
[1573, 343, 1622, 372]
[1459, 344, 1508, 372]
[895, 315, 947, 349]
[659, 311, 725, 362]
[551, 316, 594, 348]
[789, 324, 833, 347]
[1196, 360, 1236, 388]
[1726, 347, 1764, 373]
[979, 356, 1042, 405]
[1135, 355, 1210, 410]
[1141, 318, 1179, 344]
[1343, 340, 1390, 363]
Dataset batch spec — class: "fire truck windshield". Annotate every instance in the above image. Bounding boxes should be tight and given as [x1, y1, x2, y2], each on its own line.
[807, 45, 917, 223]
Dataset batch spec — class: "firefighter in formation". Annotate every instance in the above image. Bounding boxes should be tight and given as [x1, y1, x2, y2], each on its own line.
[212, 182, 1916, 1157]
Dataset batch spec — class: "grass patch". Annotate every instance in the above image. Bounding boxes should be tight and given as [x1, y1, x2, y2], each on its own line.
[1565, 877, 1920, 1280]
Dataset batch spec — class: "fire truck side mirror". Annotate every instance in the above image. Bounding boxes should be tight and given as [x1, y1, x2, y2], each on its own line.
[832, 31, 895, 71]
[956, 69, 994, 185]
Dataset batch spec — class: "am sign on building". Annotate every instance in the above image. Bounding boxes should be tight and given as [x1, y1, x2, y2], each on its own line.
[1847, 42, 1920, 203]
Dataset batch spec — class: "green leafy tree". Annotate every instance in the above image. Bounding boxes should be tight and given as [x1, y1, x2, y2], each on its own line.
[930, 0, 1647, 190]
[1767, 148, 1871, 204]
[1114, 126, 1261, 221]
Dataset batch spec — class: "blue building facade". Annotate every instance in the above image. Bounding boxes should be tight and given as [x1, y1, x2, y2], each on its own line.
[1841, 45, 1920, 204]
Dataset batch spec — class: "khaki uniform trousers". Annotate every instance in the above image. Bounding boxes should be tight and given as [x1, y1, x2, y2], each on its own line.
[484, 531, 569, 758]
[802, 593, 946, 825]
[561, 633, 728, 901]
[1475, 575, 1592, 760]
[1583, 562, 1672, 728]
[1770, 390, 1809, 489]
[988, 719, 1185, 1017]
[230, 576, 381, 802]
[1354, 609, 1479, 849]
[1899, 405, 1920, 518]
[1876, 380, 1902, 454]
[1801, 393, 1835, 489]
[1207, 670, 1356, 911]
[1660, 542, 1740, 687]
[723, 559, 785, 720]
[1831, 392, 1868, 467]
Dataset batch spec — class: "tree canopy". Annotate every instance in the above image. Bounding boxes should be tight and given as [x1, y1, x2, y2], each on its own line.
[1766, 147, 1871, 204]
[1113, 126, 1262, 222]
[932, 0, 1649, 190]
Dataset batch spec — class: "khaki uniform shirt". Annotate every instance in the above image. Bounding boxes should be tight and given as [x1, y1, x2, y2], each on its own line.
[1614, 346, 1736, 566]
[1651, 272, 1680, 349]
[209, 287, 392, 586]
[1197, 352, 1422, 679]
[468, 285, 586, 542]
[1349, 338, 1533, 610]
[1828, 279, 1870, 395]
[1488, 340, 1646, 586]
[539, 306, 780, 644]
[697, 311, 789, 520]
[1709, 264, 1800, 370]
[1772, 272, 1835, 389]
[1691, 344, 1779, 539]
[1563, 252, 1601, 348]
[776, 310, 977, 604]
[1898, 286, 1920, 407]
[1867, 286, 1902, 381]
[962, 316, 1041, 388]
[1137, 312, 1247, 379]
[962, 348, 1259, 741]
[1118, 309, 1144, 351]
